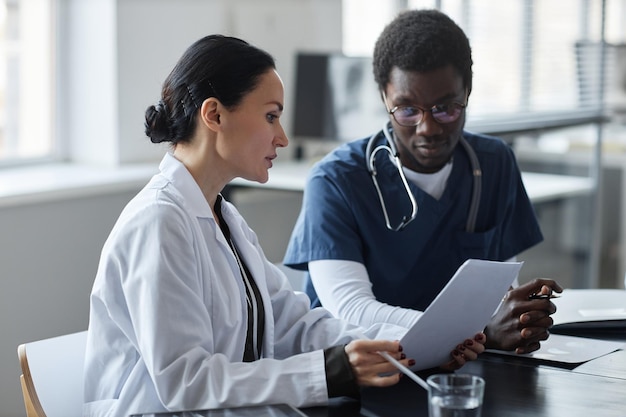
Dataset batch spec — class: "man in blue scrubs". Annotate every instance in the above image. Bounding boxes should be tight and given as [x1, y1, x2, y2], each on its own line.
[284, 9, 563, 354]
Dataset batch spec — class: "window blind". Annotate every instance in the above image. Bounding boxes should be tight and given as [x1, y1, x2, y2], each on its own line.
[343, 0, 626, 135]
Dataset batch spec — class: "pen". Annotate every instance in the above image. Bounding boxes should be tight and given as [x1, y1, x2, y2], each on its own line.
[377, 350, 429, 391]
[528, 293, 560, 300]
[355, 328, 430, 391]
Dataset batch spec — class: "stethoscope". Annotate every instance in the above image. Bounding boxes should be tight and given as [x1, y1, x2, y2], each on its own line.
[366, 121, 482, 232]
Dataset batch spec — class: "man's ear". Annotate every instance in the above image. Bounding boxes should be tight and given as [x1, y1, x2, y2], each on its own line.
[200, 98, 221, 132]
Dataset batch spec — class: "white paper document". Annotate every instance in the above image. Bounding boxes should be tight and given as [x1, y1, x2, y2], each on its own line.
[401, 259, 523, 370]
[487, 334, 624, 364]
[551, 289, 626, 330]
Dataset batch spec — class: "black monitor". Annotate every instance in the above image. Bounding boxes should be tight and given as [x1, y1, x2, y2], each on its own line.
[292, 52, 388, 143]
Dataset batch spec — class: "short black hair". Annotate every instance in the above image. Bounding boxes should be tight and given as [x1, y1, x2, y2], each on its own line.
[144, 35, 276, 144]
[373, 9, 472, 94]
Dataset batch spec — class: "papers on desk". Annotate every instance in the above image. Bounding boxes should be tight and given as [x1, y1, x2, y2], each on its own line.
[487, 289, 626, 364]
[487, 334, 624, 364]
[551, 289, 626, 331]
[401, 259, 523, 371]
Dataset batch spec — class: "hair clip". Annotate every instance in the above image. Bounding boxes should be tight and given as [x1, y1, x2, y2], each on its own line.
[185, 84, 199, 110]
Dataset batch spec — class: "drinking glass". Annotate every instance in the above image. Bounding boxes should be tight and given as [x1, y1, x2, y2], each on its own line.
[427, 373, 485, 417]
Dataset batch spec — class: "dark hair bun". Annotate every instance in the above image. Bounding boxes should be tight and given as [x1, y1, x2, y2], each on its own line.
[144, 100, 172, 143]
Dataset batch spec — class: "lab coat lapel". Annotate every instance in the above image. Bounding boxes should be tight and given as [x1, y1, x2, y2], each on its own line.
[161, 152, 237, 262]
[161, 153, 253, 356]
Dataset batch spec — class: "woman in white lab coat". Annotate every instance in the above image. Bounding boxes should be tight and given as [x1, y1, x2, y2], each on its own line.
[82, 35, 486, 417]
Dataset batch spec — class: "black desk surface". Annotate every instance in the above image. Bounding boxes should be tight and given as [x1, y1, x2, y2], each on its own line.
[304, 332, 626, 417]
[297, 347, 626, 417]
[137, 334, 626, 417]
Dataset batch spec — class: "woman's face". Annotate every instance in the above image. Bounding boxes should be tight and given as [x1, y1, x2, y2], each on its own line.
[384, 65, 468, 173]
[219, 69, 288, 183]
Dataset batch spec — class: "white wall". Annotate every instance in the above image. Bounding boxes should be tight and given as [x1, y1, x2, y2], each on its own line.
[2, 1, 342, 416]
[58, 0, 119, 164]
[115, 0, 228, 164]
[58, 0, 342, 166]
[0, 190, 139, 417]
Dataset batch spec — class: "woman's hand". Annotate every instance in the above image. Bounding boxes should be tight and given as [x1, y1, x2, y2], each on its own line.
[485, 278, 563, 354]
[344, 339, 412, 387]
[439, 332, 487, 371]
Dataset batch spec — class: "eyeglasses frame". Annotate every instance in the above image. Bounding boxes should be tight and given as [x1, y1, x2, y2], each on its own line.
[381, 90, 468, 127]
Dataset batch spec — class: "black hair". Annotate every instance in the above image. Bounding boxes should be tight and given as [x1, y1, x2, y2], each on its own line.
[144, 35, 276, 144]
[373, 9, 473, 94]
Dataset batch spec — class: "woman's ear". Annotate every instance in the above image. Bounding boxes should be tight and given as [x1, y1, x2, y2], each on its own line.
[199, 98, 221, 132]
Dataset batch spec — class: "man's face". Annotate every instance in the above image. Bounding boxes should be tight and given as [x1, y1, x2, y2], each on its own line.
[383, 65, 468, 173]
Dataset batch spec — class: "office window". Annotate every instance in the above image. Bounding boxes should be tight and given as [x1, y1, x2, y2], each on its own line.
[0, 0, 54, 166]
[343, 0, 626, 132]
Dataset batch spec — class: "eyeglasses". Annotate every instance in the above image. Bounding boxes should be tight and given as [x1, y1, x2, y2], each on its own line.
[382, 90, 467, 127]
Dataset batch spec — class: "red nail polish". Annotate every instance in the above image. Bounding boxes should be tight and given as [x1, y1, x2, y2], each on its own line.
[398, 345, 404, 352]
[409, 359, 416, 366]
[465, 340, 474, 346]
[401, 353, 406, 360]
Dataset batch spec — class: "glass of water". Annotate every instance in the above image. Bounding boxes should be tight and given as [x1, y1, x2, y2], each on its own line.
[427, 373, 485, 417]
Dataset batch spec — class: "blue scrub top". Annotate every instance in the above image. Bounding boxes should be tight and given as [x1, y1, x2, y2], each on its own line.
[283, 130, 543, 311]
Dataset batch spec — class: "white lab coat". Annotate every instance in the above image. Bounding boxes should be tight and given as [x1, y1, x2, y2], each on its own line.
[83, 153, 405, 417]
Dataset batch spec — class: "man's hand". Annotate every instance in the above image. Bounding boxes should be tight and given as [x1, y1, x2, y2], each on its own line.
[485, 278, 563, 354]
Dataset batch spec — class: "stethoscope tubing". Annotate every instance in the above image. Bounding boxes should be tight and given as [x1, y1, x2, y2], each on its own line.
[366, 121, 482, 232]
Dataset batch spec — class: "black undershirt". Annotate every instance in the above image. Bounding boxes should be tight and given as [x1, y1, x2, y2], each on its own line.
[215, 195, 265, 362]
